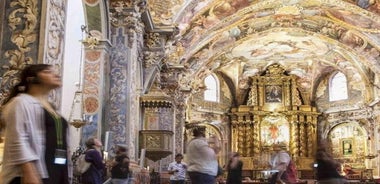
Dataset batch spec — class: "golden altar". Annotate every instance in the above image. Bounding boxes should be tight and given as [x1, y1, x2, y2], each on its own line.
[229, 64, 319, 169]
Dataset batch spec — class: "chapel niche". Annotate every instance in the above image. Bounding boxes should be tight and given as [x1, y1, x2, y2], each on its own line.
[229, 64, 319, 170]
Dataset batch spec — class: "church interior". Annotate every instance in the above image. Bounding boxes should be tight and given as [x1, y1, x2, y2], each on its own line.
[1, 0, 380, 183]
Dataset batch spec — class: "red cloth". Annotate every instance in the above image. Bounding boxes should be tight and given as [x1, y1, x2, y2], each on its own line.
[285, 160, 297, 184]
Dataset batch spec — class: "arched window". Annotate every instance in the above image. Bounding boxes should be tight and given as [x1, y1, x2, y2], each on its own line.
[329, 72, 348, 101]
[204, 75, 219, 102]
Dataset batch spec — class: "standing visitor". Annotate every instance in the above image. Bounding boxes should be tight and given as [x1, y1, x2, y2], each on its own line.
[168, 153, 187, 184]
[1, 64, 71, 184]
[81, 137, 105, 184]
[110, 144, 130, 184]
[269, 143, 291, 184]
[186, 126, 220, 184]
[315, 142, 346, 184]
[225, 152, 243, 184]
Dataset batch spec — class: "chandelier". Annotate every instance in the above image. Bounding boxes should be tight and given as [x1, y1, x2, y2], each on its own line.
[68, 25, 88, 129]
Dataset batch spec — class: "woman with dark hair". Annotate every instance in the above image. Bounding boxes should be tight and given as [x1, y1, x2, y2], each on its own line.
[225, 152, 243, 184]
[1, 64, 71, 184]
[81, 137, 105, 184]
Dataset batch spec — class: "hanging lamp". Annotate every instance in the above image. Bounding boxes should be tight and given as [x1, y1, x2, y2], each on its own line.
[68, 25, 88, 129]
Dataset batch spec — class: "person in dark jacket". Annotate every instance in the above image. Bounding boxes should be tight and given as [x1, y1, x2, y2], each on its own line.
[315, 141, 346, 184]
[110, 144, 130, 184]
[81, 137, 105, 184]
[225, 152, 243, 184]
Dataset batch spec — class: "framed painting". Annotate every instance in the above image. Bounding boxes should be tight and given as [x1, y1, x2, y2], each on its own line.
[265, 85, 282, 103]
[341, 138, 353, 156]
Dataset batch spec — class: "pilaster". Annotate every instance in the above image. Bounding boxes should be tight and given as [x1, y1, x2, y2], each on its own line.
[108, 1, 145, 160]
[81, 39, 112, 145]
[0, 0, 66, 108]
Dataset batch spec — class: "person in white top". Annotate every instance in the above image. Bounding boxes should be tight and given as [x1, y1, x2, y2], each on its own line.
[269, 143, 291, 184]
[1, 64, 71, 184]
[186, 126, 220, 184]
[168, 153, 187, 184]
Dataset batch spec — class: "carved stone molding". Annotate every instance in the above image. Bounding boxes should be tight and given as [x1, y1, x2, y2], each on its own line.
[139, 130, 173, 161]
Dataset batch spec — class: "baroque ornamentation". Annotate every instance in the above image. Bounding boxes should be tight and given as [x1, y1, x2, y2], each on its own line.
[147, 0, 182, 26]
[45, 0, 66, 107]
[145, 33, 161, 48]
[143, 51, 162, 68]
[1, 0, 38, 104]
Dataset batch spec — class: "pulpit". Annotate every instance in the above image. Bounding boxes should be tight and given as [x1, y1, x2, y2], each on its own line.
[139, 130, 173, 161]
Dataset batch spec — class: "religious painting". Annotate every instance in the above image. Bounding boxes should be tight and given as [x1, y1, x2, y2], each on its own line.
[342, 138, 353, 156]
[265, 85, 282, 103]
[260, 113, 290, 146]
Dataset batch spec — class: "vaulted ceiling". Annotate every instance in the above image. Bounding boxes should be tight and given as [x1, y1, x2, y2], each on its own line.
[147, 0, 380, 106]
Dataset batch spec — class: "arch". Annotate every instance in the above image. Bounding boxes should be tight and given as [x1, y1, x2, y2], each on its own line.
[327, 121, 368, 168]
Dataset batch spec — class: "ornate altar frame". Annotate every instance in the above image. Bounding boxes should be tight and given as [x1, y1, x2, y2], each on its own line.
[229, 64, 319, 169]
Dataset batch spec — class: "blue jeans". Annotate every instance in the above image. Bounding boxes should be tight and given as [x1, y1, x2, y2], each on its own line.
[188, 172, 216, 184]
[170, 180, 185, 184]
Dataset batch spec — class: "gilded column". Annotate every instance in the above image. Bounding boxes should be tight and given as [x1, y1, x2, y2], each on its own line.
[258, 81, 264, 106]
[306, 116, 313, 157]
[284, 80, 291, 106]
[253, 116, 260, 156]
[247, 80, 258, 106]
[231, 115, 239, 151]
[245, 116, 253, 157]
[238, 115, 245, 155]
[299, 116, 306, 157]
[290, 115, 299, 157]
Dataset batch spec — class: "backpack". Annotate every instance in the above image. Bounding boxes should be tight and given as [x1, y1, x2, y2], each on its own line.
[74, 154, 91, 175]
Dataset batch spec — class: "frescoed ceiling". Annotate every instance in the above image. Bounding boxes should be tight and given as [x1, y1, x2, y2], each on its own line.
[147, 0, 380, 105]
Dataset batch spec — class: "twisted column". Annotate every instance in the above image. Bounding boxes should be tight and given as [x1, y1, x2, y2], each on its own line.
[299, 116, 306, 157]
[290, 117, 299, 157]
[253, 117, 260, 156]
[245, 117, 253, 156]
[238, 115, 245, 155]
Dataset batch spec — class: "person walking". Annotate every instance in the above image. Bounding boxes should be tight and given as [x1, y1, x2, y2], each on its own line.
[1, 64, 71, 184]
[81, 137, 105, 184]
[225, 152, 243, 184]
[168, 153, 187, 184]
[315, 142, 346, 184]
[269, 143, 292, 184]
[186, 126, 220, 184]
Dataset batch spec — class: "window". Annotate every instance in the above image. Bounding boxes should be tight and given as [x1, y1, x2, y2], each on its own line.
[329, 72, 348, 101]
[204, 75, 219, 102]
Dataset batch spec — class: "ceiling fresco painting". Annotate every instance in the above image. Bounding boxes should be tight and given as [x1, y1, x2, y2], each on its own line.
[143, 0, 380, 109]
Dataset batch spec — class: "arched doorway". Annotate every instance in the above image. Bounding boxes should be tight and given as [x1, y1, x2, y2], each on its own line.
[328, 122, 368, 169]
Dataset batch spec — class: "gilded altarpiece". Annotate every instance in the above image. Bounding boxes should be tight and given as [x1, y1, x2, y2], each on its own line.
[229, 64, 319, 169]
